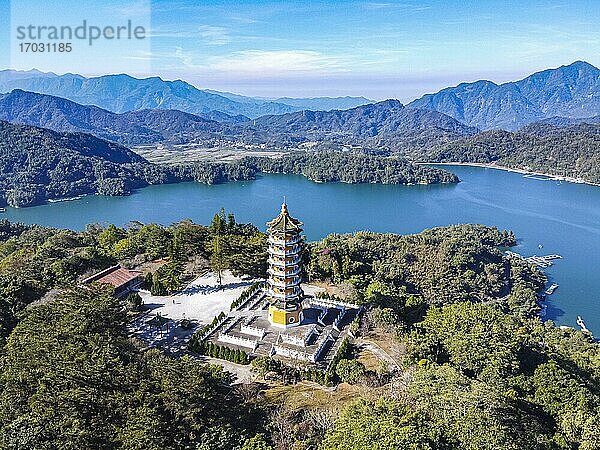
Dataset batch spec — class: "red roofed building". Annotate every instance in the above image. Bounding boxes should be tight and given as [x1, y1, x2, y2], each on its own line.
[83, 265, 142, 298]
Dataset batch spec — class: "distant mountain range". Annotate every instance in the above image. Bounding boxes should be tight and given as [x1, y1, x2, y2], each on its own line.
[0, 70, 372, 119]
[409, 61, 600, 130]
[204, 90, 373, 112]
[1, 61, 599, 187]
[255, 99, 476, 136]
[0, 90, 477, 150]
[3, 62, 599, 132]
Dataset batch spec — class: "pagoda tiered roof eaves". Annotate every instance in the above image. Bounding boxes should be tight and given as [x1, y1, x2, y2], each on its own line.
[267, 203, 303, 232]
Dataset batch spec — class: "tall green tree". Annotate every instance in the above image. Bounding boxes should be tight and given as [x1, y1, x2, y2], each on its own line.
[210, 209, 228, 287]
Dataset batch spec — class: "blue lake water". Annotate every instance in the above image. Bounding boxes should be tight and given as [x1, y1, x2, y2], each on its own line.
[5, 165, 600, 335]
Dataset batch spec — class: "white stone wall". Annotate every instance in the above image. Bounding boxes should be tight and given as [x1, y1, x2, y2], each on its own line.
[240, 324, 266, 338]
[218, 333, 258, 351]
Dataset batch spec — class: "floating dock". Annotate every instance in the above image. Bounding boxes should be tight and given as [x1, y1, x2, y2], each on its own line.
[545, 283, 559, 295]
[505, 251, 562, 269]
[577, 316, 590, 334]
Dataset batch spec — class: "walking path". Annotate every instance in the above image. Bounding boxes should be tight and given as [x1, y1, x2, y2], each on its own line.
[354, 338, 401, 371]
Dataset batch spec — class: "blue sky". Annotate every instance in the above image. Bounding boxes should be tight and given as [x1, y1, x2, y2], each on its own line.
[2, 0, 600, 101]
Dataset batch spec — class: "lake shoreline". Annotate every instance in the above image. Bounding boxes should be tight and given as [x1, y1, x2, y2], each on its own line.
[1, 170, 459, 210]
[421, 161, 600, 187]
[2, 168, 599, 334]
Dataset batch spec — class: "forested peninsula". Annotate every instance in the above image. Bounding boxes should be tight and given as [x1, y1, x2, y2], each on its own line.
[0, 120, 458, 207]
[428, 123, 600, 184]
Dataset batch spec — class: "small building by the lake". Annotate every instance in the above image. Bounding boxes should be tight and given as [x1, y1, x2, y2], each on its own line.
[83, 265, 142, 298]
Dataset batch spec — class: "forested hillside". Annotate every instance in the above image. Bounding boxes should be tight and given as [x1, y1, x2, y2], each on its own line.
[247, 152, 459, 184]
[0, 219, 597, 449]
[0, 120, 253, 207]
[253, 99, 478, 151]
[428, 123, 600, 183]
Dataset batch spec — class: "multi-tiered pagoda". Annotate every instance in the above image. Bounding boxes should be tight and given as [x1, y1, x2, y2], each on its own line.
[266, 202, 304, 328]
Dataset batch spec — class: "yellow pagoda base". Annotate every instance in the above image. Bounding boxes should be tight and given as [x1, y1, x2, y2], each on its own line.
[268, 303, 303, 328]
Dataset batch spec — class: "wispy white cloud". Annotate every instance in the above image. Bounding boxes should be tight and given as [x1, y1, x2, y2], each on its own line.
[198, 25, 231, 45]
[171, 49, 350, 74]
[363, 2, 431, 11]
[209, 50, 346, 73]
[104, 0, 151, 17]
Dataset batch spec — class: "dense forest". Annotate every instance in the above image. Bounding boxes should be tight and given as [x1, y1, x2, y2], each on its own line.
[0, 120, 261, 207]
[246, 152, 459, 184]
[306, 227, 599, 450]
[428, 123, 600, 184]
[0, 216, 597, 449]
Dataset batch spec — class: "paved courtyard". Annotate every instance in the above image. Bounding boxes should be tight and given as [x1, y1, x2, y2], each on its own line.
[129, 270, 257, 354]
[139, 270, 257, 322]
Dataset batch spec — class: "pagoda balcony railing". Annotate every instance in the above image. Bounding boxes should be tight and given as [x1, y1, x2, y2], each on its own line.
[269, 276, 301, 287]
[269, 290, 302, 301]
[268, 235, 301, 246]
[268, 266, 301, 277]
[268, 257, 301, 267]
[269, 245, 301, 257]
[269, 285, 301, 296]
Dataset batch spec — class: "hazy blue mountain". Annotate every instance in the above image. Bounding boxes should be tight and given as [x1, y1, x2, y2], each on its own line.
[199, 110, 250, 123]
[252, 99, 478, 152]
[535, 115, 600, 127]
[204, 89, 372, 111]
[409, 61, 600, 130]
[0, 90, 229, 145]
[254, 99, 477, 136]
[0, 71, 297, 119]
[0, 70, 373, 119]
[0, 69, 58, 80]
[272, 96, 373, 111]
[0, 90, 476, 152]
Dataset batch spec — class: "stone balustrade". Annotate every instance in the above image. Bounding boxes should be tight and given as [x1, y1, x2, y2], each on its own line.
[333, 307, 347, 331]
[218, 333, 258, 351]
[240, 323, 266, 339]
[312, 333, 334, 362]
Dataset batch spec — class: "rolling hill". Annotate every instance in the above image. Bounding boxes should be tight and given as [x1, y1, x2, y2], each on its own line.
[0, 120, 156, 206]
[253, 99, 479, 151]
[0, 71, 296, 118]
[0, 90, 232, 146]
